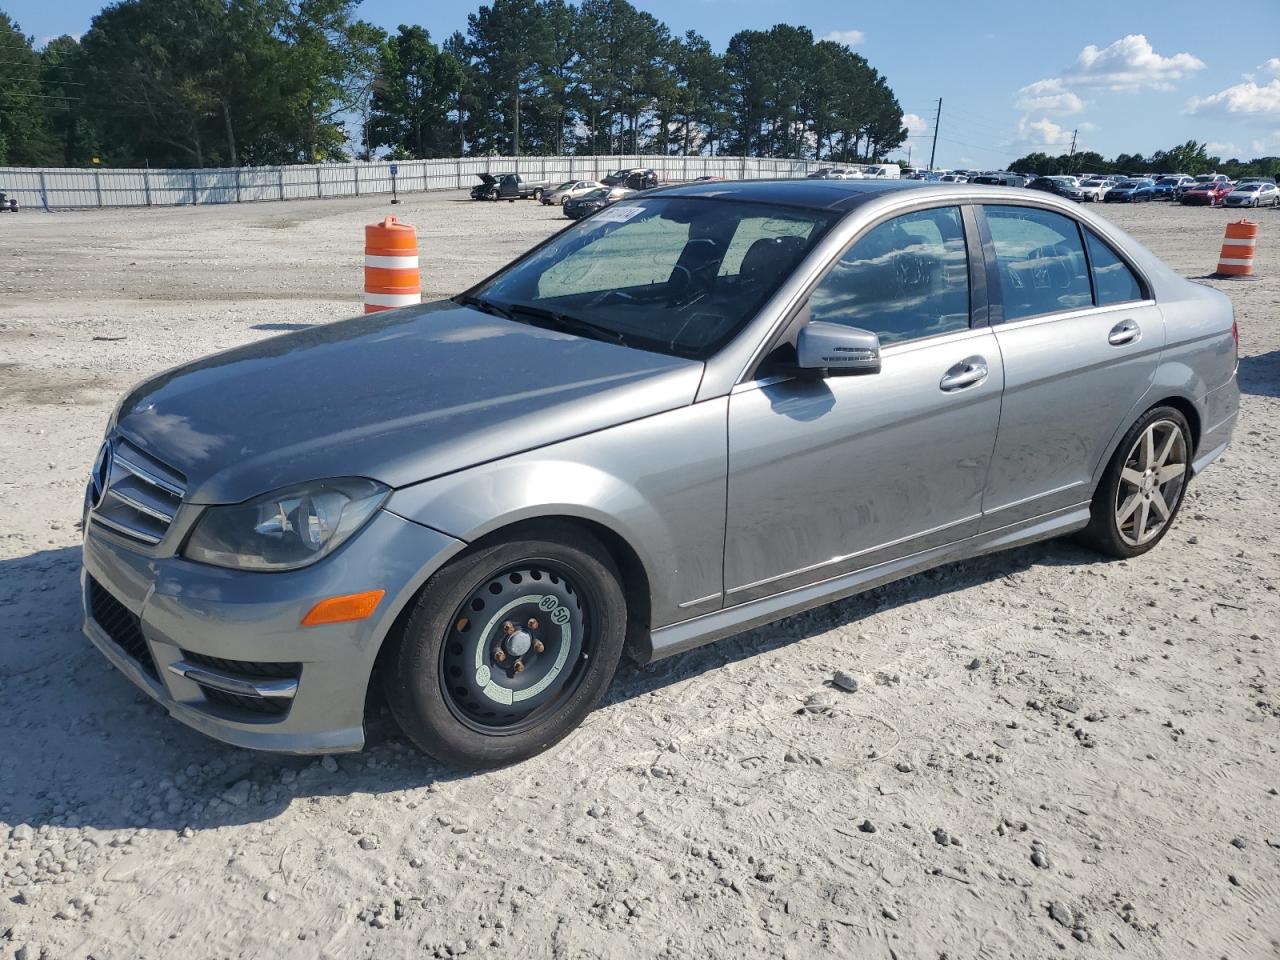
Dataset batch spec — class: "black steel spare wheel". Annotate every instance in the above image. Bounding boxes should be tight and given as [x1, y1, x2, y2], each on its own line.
[441, 563, 589, 732]
[382, 524, 627, 768]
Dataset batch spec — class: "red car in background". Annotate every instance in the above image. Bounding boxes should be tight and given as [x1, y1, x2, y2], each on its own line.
[1179, 181, 1233, 206]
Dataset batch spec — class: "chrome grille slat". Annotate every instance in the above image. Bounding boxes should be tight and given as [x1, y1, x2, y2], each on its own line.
[113, 453, 186, 497]
[104, 486, 174, 523]
[91, 511, 164, 545]
[89, 438, 186, 546]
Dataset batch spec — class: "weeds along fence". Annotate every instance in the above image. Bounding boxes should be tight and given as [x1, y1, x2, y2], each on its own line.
[0, 155, 825, 210]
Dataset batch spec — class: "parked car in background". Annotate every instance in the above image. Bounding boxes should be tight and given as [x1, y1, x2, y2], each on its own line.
[470, 173, 551, 202]
[1152, 175, 1194, 200]
[602, 168, 657, 190]
[1104, 179, 1156, 203]
[1194, 174, 1230, 185]
[1028, 177, 1086, 201]
[80, 178, 1239, 768]
[0, 189, 17, 212]
[543, 179, 605, 206]
[938, 174, 968, 183]
[691, 175, 724, 182]
[1179, 181, 1233, 206]
[807, 167, 835, 179]
[1076, 178, 1112, 202]
[1223, 181, 1280, 208]
[970, 173, 1028, 187]
[825, 167, 864, 180]
[861, 164, 901, 179]
[562, 187, 614, 220]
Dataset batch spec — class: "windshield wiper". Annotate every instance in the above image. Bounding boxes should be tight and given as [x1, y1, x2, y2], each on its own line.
[456, 293, 514, 321]
[504, 302, 628, 346]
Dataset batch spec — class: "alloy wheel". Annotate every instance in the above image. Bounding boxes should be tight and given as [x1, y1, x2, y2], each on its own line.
[1114, 419, 1187, 547]
[439, 563, 590, 733]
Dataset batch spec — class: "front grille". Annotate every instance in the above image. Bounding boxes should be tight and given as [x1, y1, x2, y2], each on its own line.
[181, 651, 300, 718]
[90, 439, 186, 546]
[87, 577, 158, 680]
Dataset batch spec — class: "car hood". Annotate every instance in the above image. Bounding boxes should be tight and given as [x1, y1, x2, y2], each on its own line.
[113, 301, 704, 504]
[476, 173, 497, 185]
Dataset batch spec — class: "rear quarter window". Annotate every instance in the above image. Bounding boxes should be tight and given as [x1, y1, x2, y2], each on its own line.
[1085, 230, 1144, 305]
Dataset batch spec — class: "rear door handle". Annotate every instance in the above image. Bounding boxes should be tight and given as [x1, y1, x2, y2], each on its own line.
[1108, 320, 1140, 346]
[940, 356, 989, 392]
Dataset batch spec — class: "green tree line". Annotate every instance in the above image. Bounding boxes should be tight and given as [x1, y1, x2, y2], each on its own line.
[1008, 140, 1280, 182]
[0, 0, 908, 168]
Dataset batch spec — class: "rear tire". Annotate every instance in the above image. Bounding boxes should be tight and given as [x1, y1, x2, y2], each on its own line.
[532, 188, 544, 201]
[1079, 406, 1192, 558]
[383, 523, 627, 768]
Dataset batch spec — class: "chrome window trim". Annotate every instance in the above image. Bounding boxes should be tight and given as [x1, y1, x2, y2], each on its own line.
[992, 298, 1156, 333]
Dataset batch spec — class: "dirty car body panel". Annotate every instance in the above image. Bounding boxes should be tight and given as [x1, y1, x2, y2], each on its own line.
[82, 180, 1238, 753]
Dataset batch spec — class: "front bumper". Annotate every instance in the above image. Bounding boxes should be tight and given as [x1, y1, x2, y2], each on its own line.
[81, 508, 465, 753]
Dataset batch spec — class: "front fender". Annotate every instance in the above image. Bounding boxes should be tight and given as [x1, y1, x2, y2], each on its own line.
[385, 399, 729, 629]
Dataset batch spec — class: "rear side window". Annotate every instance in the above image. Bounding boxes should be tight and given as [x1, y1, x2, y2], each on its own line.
[984, 205, 1092, 321]
[1085, 229, 1143, 305]
[808, 206, 970, 344]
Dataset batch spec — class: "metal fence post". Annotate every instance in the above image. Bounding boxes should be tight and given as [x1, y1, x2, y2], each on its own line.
[235, 167, 242, 203]
[315, 166, 322, 199]
[191, 171, 198, 205]
[354, 164, 360, 197]
[278, 167, 284, 201]
[143, 169, 152, 207]
[94, 170, 103, 208]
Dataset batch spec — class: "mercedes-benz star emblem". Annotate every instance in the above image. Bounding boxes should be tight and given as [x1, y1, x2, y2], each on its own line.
[90, 441, 113, 509]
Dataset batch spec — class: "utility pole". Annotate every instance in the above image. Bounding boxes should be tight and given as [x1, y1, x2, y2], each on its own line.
[514, 84, 520, 157]
[1067, 128, 1078, 173]
[928, 97, 942, 172]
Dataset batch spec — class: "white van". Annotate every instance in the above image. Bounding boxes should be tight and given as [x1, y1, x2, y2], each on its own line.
[861, 164, 901, 179]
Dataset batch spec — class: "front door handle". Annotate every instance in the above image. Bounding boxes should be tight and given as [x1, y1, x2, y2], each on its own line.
[1108, 319, 1141, 346]
[940, 356, 989, 392]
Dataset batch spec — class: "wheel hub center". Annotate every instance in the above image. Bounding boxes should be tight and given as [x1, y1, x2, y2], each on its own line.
[493, 618, 545, 673]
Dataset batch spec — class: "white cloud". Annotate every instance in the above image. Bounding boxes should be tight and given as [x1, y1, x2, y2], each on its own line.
[1015, 116, 1075, 149]
[1015, 78, 1085, 115]
[821, 29, 865, 47]
[902, 112, 928, 137]
[1065, 34, 1205, 91]
[1206, 141, 1239, 156]
[1186, 78, 1280, 117]
[1262, 58, 1280, 77]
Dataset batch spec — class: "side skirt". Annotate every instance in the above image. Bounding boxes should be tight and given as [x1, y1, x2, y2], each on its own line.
[637, 503, 1090, 664]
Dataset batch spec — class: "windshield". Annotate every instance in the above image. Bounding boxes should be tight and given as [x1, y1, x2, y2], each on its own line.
[556, 181, 576, 190]
[469, 197, 837, 360]
[1237, 184, 1260, 192]
[1157, 177, 1180, 184]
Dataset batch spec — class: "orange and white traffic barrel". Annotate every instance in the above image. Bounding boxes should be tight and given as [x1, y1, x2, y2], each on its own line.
[364, 216, 421, 313]
[1215, 220, 1258, 278]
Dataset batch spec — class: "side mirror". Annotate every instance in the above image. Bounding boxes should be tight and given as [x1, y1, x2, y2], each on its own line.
[796, 321, 882, 376]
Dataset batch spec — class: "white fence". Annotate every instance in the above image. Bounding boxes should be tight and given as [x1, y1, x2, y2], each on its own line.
[0, 155, 827, 210]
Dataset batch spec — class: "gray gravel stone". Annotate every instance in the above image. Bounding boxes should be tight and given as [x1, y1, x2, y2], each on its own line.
[831, 671, 859, 693]
[320, 755, 339, 773]
[1049, 901, 1074, 927]
[10, 824, 34, 843]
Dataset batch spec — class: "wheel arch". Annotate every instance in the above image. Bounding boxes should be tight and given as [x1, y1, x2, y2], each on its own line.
[1091, 390, 1203, 497]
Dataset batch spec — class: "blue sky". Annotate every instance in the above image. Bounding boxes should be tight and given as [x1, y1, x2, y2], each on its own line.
[8, 0, 1279, 166]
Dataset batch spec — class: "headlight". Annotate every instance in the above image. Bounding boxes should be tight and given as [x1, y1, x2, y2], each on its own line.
[183, 478, 389, 571]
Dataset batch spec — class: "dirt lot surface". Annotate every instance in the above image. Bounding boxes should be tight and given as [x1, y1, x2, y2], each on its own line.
[1, 191, 1278, 960]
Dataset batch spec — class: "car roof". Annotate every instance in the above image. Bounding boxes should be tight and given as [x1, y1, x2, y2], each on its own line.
[651, 178, 930, 211]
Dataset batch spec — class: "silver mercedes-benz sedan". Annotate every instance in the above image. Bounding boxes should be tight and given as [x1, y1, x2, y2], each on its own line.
[82, 180, 1239, 767]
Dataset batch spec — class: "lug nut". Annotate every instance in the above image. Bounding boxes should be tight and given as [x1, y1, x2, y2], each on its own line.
[494, 648, 507, 663]
[527, 617, 540, 630]
[533, 639, 545, 654]
[513, 659, 525, 674]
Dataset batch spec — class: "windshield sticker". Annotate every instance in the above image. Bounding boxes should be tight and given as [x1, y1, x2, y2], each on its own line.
[591, 204, 645, 224]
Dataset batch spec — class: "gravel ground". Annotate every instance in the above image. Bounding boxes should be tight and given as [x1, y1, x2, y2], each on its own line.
[1, 191, 1278, 960]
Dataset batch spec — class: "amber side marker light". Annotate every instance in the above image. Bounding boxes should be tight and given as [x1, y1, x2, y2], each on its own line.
[301, 589, 386, 627]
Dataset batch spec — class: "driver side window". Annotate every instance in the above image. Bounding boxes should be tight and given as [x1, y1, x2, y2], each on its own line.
[984, 205, 1091, 321]
[808, 206, 971, 344]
